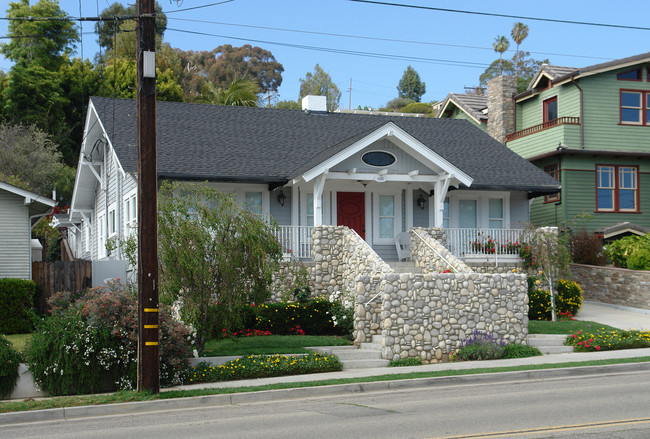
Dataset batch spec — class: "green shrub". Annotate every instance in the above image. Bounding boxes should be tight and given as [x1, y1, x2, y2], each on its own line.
[0, 278, 37, 334]
[555, 280, 583, 316]
[527, 288, 551, 321]
[254, 299, 353, 337]
[28, 281, 192, 396]
[398, 102, 432, 114]
[206, 303, 257, 339]
[527, 278, 582, 321]
[605, 234, 650, 270]
[0, 335, 21, 398]
[389, 357, 422, 367]
[456, 330, 506, 361]
[187, 352, 342, 383]
[502, 343, 542, 359]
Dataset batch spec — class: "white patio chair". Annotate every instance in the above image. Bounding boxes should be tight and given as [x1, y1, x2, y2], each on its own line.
[395, 232, 411, 261]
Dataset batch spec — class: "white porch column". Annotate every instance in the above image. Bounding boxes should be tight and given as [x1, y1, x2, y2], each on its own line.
[313, 174, 326, 226]
[433, 174, 452, 228]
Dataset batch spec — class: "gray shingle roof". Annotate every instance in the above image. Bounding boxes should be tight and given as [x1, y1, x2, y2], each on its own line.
[437, 93, 488, 122]
[90, 97, 560, 194]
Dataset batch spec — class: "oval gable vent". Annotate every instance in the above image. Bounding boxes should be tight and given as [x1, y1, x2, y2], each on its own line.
[362, 151, 396, 167]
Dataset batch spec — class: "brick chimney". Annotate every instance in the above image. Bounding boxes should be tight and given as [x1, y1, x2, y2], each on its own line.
[487, 76, 517, 143]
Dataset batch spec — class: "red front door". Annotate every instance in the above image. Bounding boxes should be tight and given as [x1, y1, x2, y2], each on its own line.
[337, 192, 365, 239]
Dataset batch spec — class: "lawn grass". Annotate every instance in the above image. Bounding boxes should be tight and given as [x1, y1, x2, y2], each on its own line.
[4, 333, 32, 354]
[528, 320, 620, 335]
[2, 356, 649, 414]
[201, 335, 352, 357]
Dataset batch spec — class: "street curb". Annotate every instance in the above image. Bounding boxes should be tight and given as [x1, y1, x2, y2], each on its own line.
[2, 361, 650, 426]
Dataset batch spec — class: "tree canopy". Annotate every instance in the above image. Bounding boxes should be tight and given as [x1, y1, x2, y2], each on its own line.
[1, 0, 78, 71]
[299, 64, 341, 111]
[210, 44, 284, 95]
[198, 77, 259, 107]
[397, 66, 426, 102]
[95, 1, 167, 53]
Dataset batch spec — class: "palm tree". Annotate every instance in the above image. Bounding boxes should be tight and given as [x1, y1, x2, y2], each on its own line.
[493, 35, 510, 75]
[201, 76, 259, 107]
[511, 22, 529, 76]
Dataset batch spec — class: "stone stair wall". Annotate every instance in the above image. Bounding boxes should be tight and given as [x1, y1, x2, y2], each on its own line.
[527, 334, 574, 354]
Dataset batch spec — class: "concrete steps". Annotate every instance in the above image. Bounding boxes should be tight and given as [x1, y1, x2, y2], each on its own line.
[388, 261, 422, 274]
[527, 334, 574, 354]
[308, 335, 389, 369]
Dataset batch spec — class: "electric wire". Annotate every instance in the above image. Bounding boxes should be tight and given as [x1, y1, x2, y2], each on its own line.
[348, 0, 650, 31]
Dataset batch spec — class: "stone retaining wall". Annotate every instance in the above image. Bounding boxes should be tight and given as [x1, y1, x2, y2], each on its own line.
[312, 226, 528, 360]
[571, 263, 650, 310]
[410, 228, 473, 274]
[270, 261, 316, 302]
[380, 272, 528, 363]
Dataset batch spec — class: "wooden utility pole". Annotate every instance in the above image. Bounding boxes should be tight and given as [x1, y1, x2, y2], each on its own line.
[136, 0, 159, 393]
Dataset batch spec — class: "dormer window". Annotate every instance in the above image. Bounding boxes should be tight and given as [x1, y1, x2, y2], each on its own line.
[617, 68, 641, 81]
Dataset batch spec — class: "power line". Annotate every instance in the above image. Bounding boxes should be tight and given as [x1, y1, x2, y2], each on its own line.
[164, 0, 235, 14]
[166, 17, 611, 61]
[166, 27, 489, 68]
[349, 0, 650, 31]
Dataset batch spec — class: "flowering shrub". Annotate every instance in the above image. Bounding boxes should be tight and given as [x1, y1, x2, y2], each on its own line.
[186, 352, 342, 383]
[28, 282, 192, 396]
[566, 328, 650, 352]
[254, 299, 352, 336]
[0, 335, 21, 398]
[457, 330, 506, 361]
[527, 278, 582, 321]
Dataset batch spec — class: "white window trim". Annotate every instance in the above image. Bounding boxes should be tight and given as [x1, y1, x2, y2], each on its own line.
[447, 191, 511, 229]
[97, 212, 106, 259]
[108, 203, 117, 238]
[124, 190, 137, 237]
[372, 190, 402, 245]
[83, 220, 90, 253]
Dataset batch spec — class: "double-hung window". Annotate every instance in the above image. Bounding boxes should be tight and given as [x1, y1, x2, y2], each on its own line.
[124, 192, 137, 236]
[378, 195, 395, 239]
[597, 165, 638, 212]
[488, 198, 504, 229]
[620, 90, 650, 125]
[543, 97, 558, 124]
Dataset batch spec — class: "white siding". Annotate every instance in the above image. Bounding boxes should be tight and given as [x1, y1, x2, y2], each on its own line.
[0, 191, 31, 279]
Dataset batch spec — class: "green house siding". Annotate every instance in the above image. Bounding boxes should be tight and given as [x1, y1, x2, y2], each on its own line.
[516, 85, 580, 133]
[449, 106, 485, 131]
[530, 155, 650, 233]
[580, 69, 650, 153]
[508, 123, 581, 159]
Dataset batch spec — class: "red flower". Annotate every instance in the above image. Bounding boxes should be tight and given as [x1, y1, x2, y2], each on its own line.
[596, 346, 601, 350]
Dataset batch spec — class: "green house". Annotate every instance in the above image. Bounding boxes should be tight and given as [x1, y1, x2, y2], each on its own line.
[506, 52, 650, 236]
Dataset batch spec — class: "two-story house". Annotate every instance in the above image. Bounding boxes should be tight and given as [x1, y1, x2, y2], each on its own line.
[505, 52, 650, 237]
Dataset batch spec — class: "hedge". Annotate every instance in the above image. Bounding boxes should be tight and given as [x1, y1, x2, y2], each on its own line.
[0, 278, 37, 334]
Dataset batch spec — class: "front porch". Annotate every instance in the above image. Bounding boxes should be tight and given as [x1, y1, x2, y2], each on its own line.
[274, 225, 526, 264]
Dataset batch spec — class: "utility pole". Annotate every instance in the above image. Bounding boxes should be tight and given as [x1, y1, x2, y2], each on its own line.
[348, 78, 352, 110]
[136, 0, 159, 394]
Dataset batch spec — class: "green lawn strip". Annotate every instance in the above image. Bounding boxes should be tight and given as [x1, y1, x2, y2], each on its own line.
[528, 320, 620, 335]
[4, 333, 33, 354]
[3, 356, 649, 414]
[201, 335, 351, 357]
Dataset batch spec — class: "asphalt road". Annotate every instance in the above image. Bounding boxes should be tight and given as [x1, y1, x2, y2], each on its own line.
[3, 369, 650, 439]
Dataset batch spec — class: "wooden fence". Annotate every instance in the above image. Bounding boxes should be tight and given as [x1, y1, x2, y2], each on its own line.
[32, 260, 92, 314]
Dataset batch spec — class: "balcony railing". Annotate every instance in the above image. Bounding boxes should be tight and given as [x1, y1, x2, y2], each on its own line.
[506, 117, 580, 142]
[274, 226, 313, 260]
[445, 228, 524, 261]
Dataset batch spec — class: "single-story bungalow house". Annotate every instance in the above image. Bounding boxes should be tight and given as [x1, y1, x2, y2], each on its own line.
[66, 95, 560, 264]
[0, 181, 56, 279]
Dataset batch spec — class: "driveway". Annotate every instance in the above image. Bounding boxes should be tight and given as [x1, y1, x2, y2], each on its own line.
[575, 300, 650, 331]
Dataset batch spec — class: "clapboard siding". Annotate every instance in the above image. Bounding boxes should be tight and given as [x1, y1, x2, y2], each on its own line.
[0, 191, 30, 279]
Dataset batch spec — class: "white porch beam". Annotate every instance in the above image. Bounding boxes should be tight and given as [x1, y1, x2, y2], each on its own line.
[81, 159, 103, 185]
[324, 171, 439, 183]
[433, 174, 452, 228]
[313, 174, 326, 226]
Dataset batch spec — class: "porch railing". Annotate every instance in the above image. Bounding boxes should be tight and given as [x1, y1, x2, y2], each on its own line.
[274, 225, 313, 259]
[505, 117, 580, 142]
[445, 228, 524, 260]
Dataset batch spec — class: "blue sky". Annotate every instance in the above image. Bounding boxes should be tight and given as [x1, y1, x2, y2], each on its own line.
[1, 0, 649, 109]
